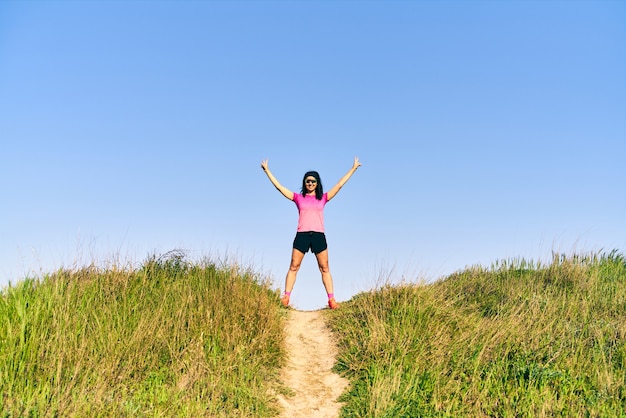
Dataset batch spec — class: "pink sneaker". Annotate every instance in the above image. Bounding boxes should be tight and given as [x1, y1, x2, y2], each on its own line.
[328, 298, 340, 309]
[281, 294, 290, 307]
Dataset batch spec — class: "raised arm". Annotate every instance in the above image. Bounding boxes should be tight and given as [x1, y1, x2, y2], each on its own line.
[261, 159, 294, 201]
[327, 157, 362, 201]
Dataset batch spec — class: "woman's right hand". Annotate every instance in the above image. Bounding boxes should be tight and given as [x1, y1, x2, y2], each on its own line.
[260, 160, 294, 200]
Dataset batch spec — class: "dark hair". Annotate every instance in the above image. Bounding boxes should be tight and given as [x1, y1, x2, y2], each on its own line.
[301, 171, 323, 200]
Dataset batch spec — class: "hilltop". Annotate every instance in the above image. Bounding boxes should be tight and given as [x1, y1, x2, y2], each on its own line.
[1, 250, 625, 416]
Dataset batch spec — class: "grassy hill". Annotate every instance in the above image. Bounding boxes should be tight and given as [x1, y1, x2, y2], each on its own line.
[327, 250, 626, 417]
[0, 252, 286, 416]
[2, 250, 625, 417]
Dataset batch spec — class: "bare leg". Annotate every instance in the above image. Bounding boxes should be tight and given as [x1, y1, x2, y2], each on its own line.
[315, 249, 334, 295]
[285, 248, 305, 293]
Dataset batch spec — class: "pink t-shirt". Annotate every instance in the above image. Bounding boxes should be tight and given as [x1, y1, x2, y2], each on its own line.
[293, 192, 328, 233]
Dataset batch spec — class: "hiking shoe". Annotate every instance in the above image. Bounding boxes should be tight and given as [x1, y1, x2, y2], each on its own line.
[281, 294, 290, 307]
[328, 298, 339, 309]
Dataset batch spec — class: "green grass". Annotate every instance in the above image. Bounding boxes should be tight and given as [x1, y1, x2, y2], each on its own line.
[0, 252, 286, 417]
[326, 250, 626, 417]
[2, 250, 625, 417]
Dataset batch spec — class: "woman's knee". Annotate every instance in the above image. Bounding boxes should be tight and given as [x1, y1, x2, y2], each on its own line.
[317, 262, 330, 274]
[315, 250, 330, 274]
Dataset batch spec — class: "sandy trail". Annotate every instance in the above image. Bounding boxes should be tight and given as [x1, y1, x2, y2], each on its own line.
[276, 309, 349, 418]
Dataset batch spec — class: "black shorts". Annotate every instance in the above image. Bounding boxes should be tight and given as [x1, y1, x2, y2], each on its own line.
[293, 231, 328, 254]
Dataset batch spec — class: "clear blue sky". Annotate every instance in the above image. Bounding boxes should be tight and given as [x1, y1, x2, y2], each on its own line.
[1, 0, 624, 310]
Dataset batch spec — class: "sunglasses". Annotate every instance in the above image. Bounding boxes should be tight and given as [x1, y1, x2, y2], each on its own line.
[305, 179, 317, 184]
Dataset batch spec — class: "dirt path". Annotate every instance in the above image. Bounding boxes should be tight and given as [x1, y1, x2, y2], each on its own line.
[276, 309, 349, 418]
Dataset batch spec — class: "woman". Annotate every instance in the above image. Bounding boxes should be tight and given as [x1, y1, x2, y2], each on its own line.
[261, 157, 361, 309]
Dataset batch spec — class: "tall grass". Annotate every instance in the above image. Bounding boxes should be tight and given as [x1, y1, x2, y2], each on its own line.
[326, 250, 626, 417]
[3, 249, 625, 417]
[0, 252, 286, 417]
